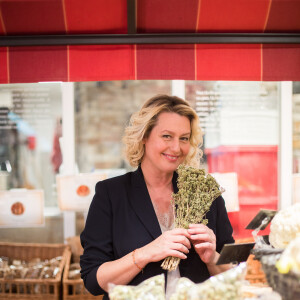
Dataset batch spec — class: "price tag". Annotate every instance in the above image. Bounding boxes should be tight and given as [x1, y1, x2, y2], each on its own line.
[56, 173, 107, 211]
[216, 242, 255, 265]
[0, 189, 44, 227]
[245, 209, 277, 230]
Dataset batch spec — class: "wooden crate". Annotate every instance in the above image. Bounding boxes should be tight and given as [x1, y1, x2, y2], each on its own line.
[63, 250, 103, 300]
[0, 242, 70, 300]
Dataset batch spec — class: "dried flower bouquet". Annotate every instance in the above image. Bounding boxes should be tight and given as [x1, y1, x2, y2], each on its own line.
[161, 165, 224, 271]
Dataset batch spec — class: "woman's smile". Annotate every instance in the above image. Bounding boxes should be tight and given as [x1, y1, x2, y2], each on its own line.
[162, 153, 179, 162]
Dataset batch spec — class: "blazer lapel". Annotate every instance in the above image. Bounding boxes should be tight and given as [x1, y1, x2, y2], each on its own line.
[128, 166, 162, 239]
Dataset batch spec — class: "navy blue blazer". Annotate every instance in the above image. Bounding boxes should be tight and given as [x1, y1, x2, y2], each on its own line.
[80, 166, 234, 299]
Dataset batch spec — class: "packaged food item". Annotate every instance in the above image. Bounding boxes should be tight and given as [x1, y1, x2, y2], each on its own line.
[169, 277, 194, 300]
[40, 266, 60, 279]
[109, 274, 165, 300]
[0, 256, 9, 268]
[44, 256, 62, 268]
[28, 257, 42, 267]
[170, 263, 247, 300]
[68, 263, 81, 279]
[69, 262, 80, 270]
[276, 235, 300, 274]
[269, 203, 300, 249]
[25, 265, 43, 279]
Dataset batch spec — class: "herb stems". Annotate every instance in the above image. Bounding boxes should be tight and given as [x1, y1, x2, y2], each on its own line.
[161, 165, 224, 271]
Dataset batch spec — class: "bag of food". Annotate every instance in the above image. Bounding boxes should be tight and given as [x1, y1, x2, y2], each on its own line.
[108, 274, 165, 300]
[170, 263, 247, 300]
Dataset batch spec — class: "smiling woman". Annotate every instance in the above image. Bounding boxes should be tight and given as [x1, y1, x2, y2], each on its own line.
[123, 94, 203, 168]
[80, 94, 234, 300]
[142, 111, 191, 174]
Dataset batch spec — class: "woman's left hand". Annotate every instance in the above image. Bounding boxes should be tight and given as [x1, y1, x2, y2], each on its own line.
[188, 224, 216, 264]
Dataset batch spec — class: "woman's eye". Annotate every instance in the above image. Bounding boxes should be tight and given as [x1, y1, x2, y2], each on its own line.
[162, 135, 171, 139]
[181, 137, 189, 141]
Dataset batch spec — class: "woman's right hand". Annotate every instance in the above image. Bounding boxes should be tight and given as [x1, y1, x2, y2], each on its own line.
[138, 228, 191, 265]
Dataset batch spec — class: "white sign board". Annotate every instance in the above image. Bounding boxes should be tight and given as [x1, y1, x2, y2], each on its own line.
[56, 173, 107, 211]
[211, 172, 240, 212]
[0, 189, 44, 227]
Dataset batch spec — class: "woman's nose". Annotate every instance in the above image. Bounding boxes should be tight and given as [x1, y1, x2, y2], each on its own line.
[170, 139, 180, 152]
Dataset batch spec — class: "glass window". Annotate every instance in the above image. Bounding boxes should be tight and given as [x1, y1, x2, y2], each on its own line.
[292, 82, 300, 204]
[0, 83, 64, 242]
[186, 81, 279, 240]
[0, 80, 283, 242]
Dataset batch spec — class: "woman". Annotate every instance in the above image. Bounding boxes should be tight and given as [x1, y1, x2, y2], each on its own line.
[80, 95, 234, 299]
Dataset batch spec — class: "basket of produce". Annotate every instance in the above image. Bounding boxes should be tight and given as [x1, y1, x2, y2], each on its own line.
[169, 263, 247, 300]
[255, 203, 300, 300]
[109, 274, 165, 300]
[251, 247, 283, 261]
[63, 237, 102, 300]
[260, 251, 300, 300]
[0, 242, 70, 300]
[109, 263, 247, 300]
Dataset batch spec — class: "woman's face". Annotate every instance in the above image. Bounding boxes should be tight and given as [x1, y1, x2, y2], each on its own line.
[142, 112, 191, 174]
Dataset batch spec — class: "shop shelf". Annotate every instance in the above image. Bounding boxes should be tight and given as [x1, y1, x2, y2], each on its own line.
[0, 242, 69, 300]
[63, 249, 103, 300]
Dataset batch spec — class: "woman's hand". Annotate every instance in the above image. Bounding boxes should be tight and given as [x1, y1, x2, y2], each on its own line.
[139, 228, 191, 264]
[188, 224, 216, 264]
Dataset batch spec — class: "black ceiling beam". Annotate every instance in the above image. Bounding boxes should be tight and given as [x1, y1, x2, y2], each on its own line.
[127, 0, 136, 34]
[0, 33, 300, 47]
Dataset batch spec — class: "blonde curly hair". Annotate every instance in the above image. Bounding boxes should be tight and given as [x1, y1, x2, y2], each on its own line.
[123, 94, 203, 168]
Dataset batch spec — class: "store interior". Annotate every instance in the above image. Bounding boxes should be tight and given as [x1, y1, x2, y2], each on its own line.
[0, 80, 300, 243]
[0, 0, 300, 298]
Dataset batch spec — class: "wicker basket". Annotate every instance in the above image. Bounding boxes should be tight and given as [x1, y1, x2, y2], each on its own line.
[260, 253, 300, 300]
[251, 247, 283, 261]
[63, 250, 103, 300]
[0, 242, 70, 300]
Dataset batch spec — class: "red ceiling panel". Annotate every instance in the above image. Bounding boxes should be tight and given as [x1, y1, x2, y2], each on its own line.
[0, 47, 8, 83]
[195, 44, 262, 80]
[137, 0, 199, 33]
[64, 0, 127, 34]
[0, 0, 299, 82]
[68, 45, 135, 81]
[265, 0, 300, 32]
[136, 44, 195, 79]
[197, 0, 271, 32]
[0, 10, 5, 34]
[9, 46, 68, 83]
[262, 44, 300, 80]
[0, 0, 65, 35]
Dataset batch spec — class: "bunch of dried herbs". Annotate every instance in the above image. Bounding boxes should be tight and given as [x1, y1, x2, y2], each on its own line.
[161, 164, 224, 271]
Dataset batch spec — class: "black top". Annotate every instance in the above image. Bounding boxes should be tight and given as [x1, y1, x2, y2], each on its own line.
[80, 166, 234, 299]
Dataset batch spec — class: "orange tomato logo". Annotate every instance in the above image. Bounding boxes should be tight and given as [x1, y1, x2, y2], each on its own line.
[76, 185, 90, 197]
[11, 202, 25, 215]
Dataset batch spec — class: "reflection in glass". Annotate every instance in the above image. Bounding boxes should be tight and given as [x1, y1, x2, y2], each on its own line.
[0, 83, 62, 206]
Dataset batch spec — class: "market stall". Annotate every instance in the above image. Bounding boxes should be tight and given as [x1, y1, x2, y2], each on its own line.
[0, 1, 300, 299]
